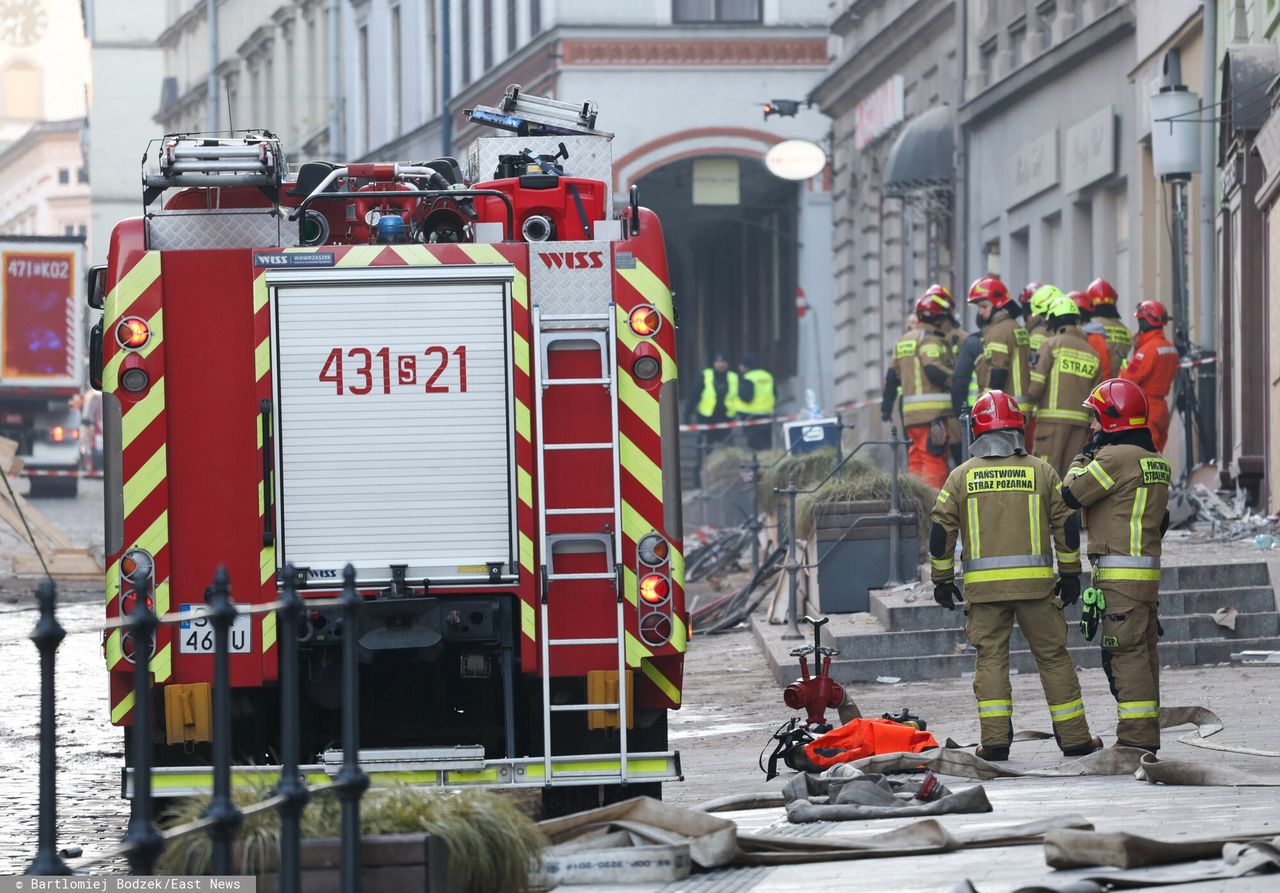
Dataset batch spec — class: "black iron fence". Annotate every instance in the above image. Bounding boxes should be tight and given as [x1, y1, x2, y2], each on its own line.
[24, 564, 370, 892]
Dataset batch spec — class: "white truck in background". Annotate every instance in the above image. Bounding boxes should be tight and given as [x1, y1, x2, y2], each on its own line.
[0, 236, 86, 497]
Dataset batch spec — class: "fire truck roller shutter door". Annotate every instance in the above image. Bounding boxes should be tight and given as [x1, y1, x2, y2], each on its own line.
[268, 265, 519, 586]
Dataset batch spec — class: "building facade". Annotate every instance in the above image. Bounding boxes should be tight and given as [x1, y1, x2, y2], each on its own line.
[812, 0, 958, 432]
[154, 0, 339, 160]
[342, 0, 835, 409]
[0, 119, 90, 236]
[86, 0, 166, 264]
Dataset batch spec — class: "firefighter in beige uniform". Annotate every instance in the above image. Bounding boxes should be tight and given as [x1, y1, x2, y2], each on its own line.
[930, 391, 1101, 760]
[1061, 379, 1171, 753]
[968, 276, 1031, 404]
[1025, 295, 1102, 476]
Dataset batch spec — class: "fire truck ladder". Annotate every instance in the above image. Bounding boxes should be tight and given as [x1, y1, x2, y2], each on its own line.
[531, 305, 631, 789]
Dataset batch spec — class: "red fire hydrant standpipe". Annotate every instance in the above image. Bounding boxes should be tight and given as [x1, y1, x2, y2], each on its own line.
[764, 616, 846, 779]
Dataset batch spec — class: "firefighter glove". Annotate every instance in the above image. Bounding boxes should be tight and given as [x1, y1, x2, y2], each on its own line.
[1080, 586, 1107, 641]
[1056, 573, 1081, 607]
[933, 581, 963, 611]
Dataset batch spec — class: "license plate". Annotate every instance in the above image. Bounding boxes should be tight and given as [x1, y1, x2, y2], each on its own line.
[178, 604, 252, 654]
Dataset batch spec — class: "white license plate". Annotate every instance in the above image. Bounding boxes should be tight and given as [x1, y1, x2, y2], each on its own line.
[178, 604, 253, 654]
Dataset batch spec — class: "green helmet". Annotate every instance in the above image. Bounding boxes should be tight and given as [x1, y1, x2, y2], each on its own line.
[1029, 284, 1065, 318]
[1044, 294, 1082, 324]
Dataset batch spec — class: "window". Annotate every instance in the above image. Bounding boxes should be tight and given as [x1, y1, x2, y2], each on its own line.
[390, 6, 402, 135]
[673, 0, 762, 22]
[358, 25, 370, 150]
[482, 0, 493, 70]
[979, 38, 997, 86]
[64, 225, 74, 236]
[1009, 23, 1026, 69]
[461, 0, 472, 85]
[77, 224, 86, 237]
[530, 0, 540, 34]
[506, 0, 517, 52]
[1, 60, 40, 118]
[76, 167, 88, 183]
[1036, 1, 1056, 51]
[58, 168, 69, 184]
[984, 238, 1001, 276]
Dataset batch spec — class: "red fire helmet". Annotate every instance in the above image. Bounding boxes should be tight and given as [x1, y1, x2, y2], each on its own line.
[967, 276, 1011, 309]
[1068, 289, 1094, 315]
[1083, 379, 1149, 433]
[916, 284, 954, 319]
[971, 390, 1025, 437]
[1135, 300, 1170, 327]
[1019, 281, 1043, 306]
[1086, 278, 1118, 307]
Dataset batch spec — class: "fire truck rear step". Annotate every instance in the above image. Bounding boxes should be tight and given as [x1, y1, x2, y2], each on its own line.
[532, 306, 637, 788]
[123, 752, 682, 799]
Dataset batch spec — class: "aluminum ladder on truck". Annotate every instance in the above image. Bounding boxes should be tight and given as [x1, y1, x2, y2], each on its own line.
[531, 305, 630, 789]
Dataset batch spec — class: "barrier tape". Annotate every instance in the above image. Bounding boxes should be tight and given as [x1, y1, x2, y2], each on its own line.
[1179, 355, 1216, 369]
[679, 398, 880, 433]
[19, 469, 104, 479]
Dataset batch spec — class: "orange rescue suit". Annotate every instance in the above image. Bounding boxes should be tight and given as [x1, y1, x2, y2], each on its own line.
[802, 718, 939, 769]
[1121, 328, 1180, 451]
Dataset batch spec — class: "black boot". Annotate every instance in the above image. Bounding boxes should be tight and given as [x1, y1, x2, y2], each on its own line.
[1061, 736, 1104, 757]
[975, 743, 1010, 762]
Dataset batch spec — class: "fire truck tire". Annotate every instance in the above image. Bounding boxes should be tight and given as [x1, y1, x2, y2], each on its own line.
[29, 476, 77, 498]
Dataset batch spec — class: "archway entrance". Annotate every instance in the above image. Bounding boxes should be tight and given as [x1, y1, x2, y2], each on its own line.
[636, 155, 800, 394]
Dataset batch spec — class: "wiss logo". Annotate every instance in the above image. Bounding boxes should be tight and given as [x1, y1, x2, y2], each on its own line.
[308, 569, 338, 579]
[539, 251, 605, 270]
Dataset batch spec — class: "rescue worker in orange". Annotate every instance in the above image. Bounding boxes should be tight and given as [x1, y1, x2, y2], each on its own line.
[1072, 290, 1113, 380]
[1026, 295, 1103, 476]
[881, 289, 955, 489]
[969, 276, 1031, 404]
[1062, 380, 1171, 754]
[1120, 301, 1179, 452]
[930, 391, 1101, 760]
[1086, 277, 1132, 375]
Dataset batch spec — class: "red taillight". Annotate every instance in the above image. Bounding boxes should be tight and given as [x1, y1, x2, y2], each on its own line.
[51, 425, 64, 442]
[121, 591, 155, 616]
[116, 317, 150, 349]
[628, 305, 661, 337]
[639, 573, 670, 605]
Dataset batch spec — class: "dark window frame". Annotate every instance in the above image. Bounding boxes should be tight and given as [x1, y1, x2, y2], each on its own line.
[460, 0, 472, 85]
[672, 0, 763, 23]
[482, 0, 493, 70]
[506, 0, 517, 52]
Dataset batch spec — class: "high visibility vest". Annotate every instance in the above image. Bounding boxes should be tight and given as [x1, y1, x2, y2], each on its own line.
[892, 330, 952, 426]
[697, 368, 738, 418]
[734, 368, 775, 415]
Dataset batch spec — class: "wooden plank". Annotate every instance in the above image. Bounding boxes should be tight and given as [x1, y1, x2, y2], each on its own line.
[0, 488, 75, 551]
[0, 437, 17, 476]
[12, 550, 103, 579]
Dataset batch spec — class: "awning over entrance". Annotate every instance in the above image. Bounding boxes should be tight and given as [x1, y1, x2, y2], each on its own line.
[1223, 46, 1280, 135]
[883, 105, 955, 196]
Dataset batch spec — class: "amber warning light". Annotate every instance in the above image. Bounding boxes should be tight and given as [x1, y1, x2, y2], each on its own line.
[116, 317, 150, 349]
[628, 305, 661, 337]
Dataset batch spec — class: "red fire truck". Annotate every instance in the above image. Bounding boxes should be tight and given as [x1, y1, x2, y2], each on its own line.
[93, 87, 686, 812]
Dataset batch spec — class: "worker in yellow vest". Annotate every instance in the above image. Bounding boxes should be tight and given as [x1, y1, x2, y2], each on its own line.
[734, 353, 776, 451]
[686, 352, 738, 447]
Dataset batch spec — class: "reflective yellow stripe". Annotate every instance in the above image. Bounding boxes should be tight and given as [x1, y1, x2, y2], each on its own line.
[1038, 408, 1092, 423]
[930, 556, 955, 570]
[937, 489, 950, 503]
[620, 500, 650, 552]
[104, 250, 162, 320]
[457, 244, 529, 310]
[1086, 460, 1115, 490]
[521, 600, 535, 641]
[516, 399, 531, 441]
[152, 642, 172, 682]
[153, 578, 170, 615]
[262, 611, 277, 653]
[1029, 371, 1046, 384]
[670, 613, 688, 653]
[1095, 567, 1162, 582]
[623, 566, 639, 608]
[253, 271, 269, 313]
[111, 691, 136, 724]
[105, 629, 123, 668]
[670, 546, 685, 590]
[986, 342, 1009, 354]
[122, 377, 165, 446]
[255, 335, 271, 382]
[513, 331, 530, 375]
[1028, 493, 1041, 556]
[977, 699, 1013, 716]
[641, 659, 681, 705]
[967, 498, 981, 559]
[517, 467, 532, 509]
[1049, 698, 1085, 722]
[1056, 549, 1080, 563]
[903, 398, 951, 411]
[387, 244, 443, 267]
[619, 433, 662, 502]
[1130, 486, 1148, 557]
[123, 444, 166, 517]
[625, 630, 652, 668]
[335, 244, 384, 267]
[133, 510, 169, 560]
[519, 532, 534, 574]
[260, 546, 275, 585]
[964, 566, 1056, 583]
[1117, 700, 1159, 719]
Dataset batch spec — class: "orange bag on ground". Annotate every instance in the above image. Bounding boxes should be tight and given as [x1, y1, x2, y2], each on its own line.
[799, 718, 939, 771]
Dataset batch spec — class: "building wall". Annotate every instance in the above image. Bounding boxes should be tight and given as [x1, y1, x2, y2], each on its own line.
[88, 0, 166, 264]
[0, 122, 90, 236]
[813, 0, 957, 429]
[0, 0, 88, 146]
